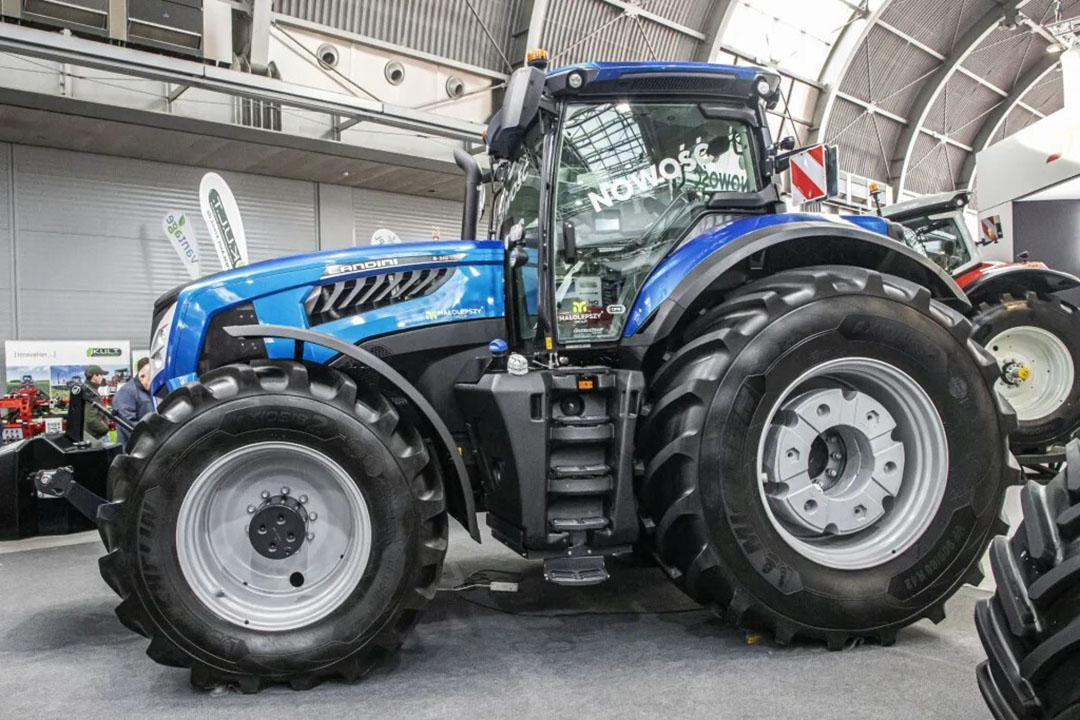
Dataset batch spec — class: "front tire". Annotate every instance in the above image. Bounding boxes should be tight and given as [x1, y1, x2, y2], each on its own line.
[97, 361, 447, 691]
[971, 292, 1080, 453]
[638, 267, 1017, 647]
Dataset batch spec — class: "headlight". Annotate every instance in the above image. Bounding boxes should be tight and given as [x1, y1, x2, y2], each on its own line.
[149, 302, 176, 383]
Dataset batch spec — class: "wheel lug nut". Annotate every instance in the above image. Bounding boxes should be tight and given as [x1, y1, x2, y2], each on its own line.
[309, 512, 318, 521]
[247, 505, 256, 514]
[826, 469, 838, 478]
[281, 486, 290, 496]
[306, 532, 315, 541]
[299, 495, 308, 504]
[260, 490, 270, 499]
[831, 452, 843, 460]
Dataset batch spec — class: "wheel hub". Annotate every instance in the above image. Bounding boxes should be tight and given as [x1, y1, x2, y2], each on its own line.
[763, 387, 905, 536]
[248, 494, 308, 559]
[1001, 361, 1032, 387]
[176, 441, 372, 632]
[756, 357, 948, 571]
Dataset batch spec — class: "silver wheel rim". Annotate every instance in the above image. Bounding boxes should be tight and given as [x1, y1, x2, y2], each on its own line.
[986, 325, 1074, 422]
[176, 441, 372, 632]
[756, 357, 949, 570]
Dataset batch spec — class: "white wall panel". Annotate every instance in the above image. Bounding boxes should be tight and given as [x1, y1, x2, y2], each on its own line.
[11, 146, 317, 351]
[0, 143, 11, 383]
[352, 187, 463, 245]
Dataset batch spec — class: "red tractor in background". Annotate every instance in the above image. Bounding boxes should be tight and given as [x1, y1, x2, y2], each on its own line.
[882, 190, 1080, 468]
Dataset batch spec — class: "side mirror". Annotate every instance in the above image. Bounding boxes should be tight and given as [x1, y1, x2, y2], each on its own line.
[562, 221, 577, 264]
[1016, 250, 1030, 262]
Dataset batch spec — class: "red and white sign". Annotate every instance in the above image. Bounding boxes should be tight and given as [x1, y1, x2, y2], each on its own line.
[790, 145, 828, 206]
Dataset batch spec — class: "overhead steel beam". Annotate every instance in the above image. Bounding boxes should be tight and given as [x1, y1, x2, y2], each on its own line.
[835, 90, 975, 152]
[250, 0, 272, 69]
[524, 0, 549, 59]
[835, 90, 908, 125]
[878, 16, 1024, 99]
[958, 55, 1060, 189]
[594, 0, 706, 40]
[889, 0, 1020, 191]
[812, 0, 897, 143]
[0, 21, 485, 142]
[694, 0, 739, 62]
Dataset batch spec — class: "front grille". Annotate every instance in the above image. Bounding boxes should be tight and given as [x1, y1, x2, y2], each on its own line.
[304, 268, 454, 326]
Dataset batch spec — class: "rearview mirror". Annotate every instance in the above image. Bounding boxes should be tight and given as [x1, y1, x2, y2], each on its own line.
[485, 67, 546, 159]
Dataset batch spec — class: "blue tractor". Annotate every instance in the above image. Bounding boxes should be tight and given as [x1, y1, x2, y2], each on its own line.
[3, 54, 1018, 691]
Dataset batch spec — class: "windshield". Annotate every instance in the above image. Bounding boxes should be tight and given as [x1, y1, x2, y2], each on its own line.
[898, 213, 973, 274]
[553, 102, 760, 344]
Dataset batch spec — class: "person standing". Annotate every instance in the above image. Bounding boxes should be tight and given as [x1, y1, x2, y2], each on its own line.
[113, 357, 154, 446]
[82, 365, 111, 440]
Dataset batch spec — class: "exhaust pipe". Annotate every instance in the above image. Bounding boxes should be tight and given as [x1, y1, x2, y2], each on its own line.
[453, 148, 481, 241]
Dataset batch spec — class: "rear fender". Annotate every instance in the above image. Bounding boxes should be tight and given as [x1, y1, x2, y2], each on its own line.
[622, 220, 967, 365]
[958, 263, 1080, 305]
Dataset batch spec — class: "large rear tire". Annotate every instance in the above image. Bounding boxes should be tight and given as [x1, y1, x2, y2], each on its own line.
[97, 360, 447, 691]
[638, 267, 1017, 647]
[971, 292, 1080, 453]
[976, 441, 1080, 720]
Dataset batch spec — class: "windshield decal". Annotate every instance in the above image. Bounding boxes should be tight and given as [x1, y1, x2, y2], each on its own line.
[587, 142, 751, 212]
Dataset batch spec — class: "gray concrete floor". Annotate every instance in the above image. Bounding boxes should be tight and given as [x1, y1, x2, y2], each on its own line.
[0, 522, 995, 720]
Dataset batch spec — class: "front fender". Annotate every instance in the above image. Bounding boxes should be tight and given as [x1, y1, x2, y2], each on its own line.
[624, 218, 967, 354]
[958, 263, 1080, 305]
[223, 323, 482, 543]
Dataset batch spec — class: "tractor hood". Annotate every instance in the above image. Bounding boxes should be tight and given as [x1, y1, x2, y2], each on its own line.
[150, 241, 505, 396]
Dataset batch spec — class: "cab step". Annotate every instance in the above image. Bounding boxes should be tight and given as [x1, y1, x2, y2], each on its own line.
[548, 475, 613, 495]
[549, 516, 610, 531]
[543, 555, 609, 586]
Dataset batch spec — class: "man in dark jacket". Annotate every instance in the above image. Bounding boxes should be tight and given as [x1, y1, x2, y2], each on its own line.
[83, 365, 111, 440]
[113, 357, 153, 446]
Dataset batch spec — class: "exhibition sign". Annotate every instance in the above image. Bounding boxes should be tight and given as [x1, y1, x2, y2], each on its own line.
[4, 340, 132, 408]
[198, 172, 249, 270]
[162, 211, 202, 279]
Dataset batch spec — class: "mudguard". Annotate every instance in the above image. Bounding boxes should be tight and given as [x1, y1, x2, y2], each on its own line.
[623, 216, 968, 354]
[224, 323, 481, 542]
[956, 262, 1080, 305]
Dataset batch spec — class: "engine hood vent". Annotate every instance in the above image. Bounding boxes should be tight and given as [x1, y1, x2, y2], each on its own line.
[304, 267, 454, 326]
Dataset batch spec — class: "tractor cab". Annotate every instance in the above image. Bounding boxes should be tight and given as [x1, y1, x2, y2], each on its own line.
[881, 190, 978, 275]
[478, 52, 784, 354]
